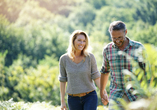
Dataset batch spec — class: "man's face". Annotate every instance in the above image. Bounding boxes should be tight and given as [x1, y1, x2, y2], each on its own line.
[110, 30, 127, 47]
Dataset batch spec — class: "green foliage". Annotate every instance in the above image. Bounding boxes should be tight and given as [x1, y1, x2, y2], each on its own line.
[0, 0, 25, 22]
[39, 54, 59, 67]
[144, 44, 157, 87]
[36, 0, 76, 17]
[0, 51, 9, 100]
[0, 15, 24, 66]
[0, 98, 61, 110]
[0, 0, 157, 107]
[85, 0, 108, 9]
[135, 0, 157, 25]
[117, 44, 157, 110]
[93, 6, 135, 39]
[0, 15, 68, 66]
[11, 54, 37, 69]
[15, 0, 54, 26]
[14, 65, 60, 105]
[0, 52, 60, 105]
[94, 6, 135, 25]
[1, 0, 157, 66]
[134, 23, 157, 46]
[0, 99, 107, 110]
[68, 3, 96, 26]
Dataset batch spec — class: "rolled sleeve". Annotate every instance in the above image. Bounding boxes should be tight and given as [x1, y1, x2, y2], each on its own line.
[59, 56, 67, 82]
[91, 71, 100, 80]
[100, 47, 110, 74]
[90, 54, 100, 80]
[59, 76, 67, 82]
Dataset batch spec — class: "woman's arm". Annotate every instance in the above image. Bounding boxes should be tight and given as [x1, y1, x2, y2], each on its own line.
[94, 77, 100, 89]
[60, 82, 67, 110]
[100, 73, 109, 105]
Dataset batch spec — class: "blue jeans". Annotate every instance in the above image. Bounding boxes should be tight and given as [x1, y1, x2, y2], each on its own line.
[68, 90, 98, 110]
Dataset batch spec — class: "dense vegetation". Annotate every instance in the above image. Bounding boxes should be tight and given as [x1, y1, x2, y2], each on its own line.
[0, 0, 157, 109]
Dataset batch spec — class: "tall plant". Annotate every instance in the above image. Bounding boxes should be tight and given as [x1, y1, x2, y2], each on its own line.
[111, 44, 157, 110]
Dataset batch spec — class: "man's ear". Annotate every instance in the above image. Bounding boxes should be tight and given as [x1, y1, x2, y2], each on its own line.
[124, 29, 127, 35]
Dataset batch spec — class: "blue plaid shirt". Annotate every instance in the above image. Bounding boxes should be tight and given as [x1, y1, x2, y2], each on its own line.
[100, 37, 145, 101]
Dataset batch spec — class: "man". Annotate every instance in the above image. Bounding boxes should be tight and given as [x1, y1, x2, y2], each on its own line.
[100, 21, 145, 110]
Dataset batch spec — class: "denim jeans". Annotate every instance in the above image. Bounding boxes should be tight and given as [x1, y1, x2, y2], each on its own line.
[68, 90, 98, 110]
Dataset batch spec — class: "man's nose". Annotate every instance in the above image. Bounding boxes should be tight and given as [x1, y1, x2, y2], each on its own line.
[116, 40, 120, 43]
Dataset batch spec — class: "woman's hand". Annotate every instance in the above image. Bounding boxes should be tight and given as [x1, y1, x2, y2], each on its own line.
[100, 90, 109, 105]
[61, 101, 67, 110]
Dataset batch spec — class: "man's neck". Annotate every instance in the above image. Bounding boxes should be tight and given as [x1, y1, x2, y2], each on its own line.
[118, 38, 129, 51]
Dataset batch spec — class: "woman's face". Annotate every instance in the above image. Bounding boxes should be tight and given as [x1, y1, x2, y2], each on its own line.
[74, 34, 86, 52]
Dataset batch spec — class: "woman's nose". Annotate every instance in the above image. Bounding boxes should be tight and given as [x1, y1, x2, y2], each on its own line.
[80, 41, 84, 44]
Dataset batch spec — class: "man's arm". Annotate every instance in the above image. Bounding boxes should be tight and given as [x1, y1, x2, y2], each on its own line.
[100, 73, 109, 105]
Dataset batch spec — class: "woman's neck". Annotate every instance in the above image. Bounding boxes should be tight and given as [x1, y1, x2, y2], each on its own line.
[75, 51, 82, 57]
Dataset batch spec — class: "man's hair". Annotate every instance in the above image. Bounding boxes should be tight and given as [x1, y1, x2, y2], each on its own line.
[108, 21, 126, 33]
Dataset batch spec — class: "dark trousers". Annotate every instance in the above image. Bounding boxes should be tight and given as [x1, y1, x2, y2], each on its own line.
[68, 90, 98, 110]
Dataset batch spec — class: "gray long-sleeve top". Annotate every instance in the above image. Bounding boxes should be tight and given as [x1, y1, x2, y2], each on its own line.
[59, 53, 100, 94]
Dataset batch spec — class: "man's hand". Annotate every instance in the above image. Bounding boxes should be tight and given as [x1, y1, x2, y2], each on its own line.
[61, 101, 67, 110]
[100, 90, 109, 105]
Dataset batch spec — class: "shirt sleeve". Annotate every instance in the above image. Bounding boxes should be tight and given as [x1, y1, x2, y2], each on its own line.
[59, 55, 67, 82]
[100, 47, 110, 74]
[90, 54, 101, 80]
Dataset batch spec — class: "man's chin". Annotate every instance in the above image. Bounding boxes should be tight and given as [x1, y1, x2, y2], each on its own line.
[115, 43, 122, 47]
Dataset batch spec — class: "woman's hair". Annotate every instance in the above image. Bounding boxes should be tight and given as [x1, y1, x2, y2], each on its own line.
[67, 30, 91, 61]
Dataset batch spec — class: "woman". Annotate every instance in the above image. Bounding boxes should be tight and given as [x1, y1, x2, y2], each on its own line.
[59, 30, 100, 110]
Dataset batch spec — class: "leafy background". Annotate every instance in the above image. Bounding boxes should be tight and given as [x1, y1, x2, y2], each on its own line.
[0, 0, 157, 109]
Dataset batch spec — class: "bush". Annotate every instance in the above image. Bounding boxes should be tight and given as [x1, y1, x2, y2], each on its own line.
[0, 98, 61, 110]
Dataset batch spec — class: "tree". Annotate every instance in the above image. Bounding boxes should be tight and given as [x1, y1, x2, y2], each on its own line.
[134, 23, 157, 46]
[0, 15, 25, 66]
[85, 0, 108, 9]
[135, 0, 157, 25]
[0, 0, 25, 22]
[68, 3, 96, 26]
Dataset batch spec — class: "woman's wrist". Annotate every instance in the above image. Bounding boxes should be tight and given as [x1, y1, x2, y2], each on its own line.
[100, 89, 107, 95]
[61, 99, 65, 103]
